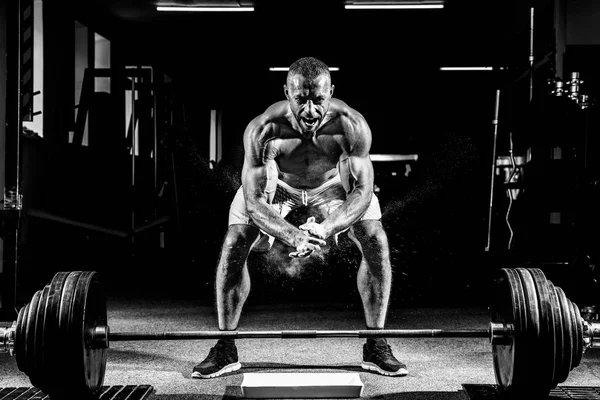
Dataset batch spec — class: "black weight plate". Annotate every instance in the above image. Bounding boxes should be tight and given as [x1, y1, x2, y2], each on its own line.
[555, 286, 573, 384]
[528, 268, 555, 396]
[41, 272, 70, 395]
[547, 281, 564, 388]
[491, 268, 527, 394]
[53, 271, 83, 397]
[31, 285, 50, 390]
[15, 304, 27, 373]
[570, 301, 584, 369]
[25, 290, 42, 386]
[515, 269, 544, 392]
[71, 271, 108, 396]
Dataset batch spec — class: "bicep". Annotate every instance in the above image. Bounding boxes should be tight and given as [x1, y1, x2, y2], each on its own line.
[242, 159, 278, 204]
[338, 113, 374, 193]
[338, 155, 374, 193]
[241, 120, 278, 203]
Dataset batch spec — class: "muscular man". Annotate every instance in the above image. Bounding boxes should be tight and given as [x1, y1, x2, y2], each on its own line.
[192, 57, 407, 378]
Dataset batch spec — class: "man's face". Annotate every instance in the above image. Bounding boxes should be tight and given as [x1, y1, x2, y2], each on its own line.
[285, 73, 334, 133]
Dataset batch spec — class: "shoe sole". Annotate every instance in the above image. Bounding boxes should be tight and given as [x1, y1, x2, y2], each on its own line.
[361, 361, 408, 377]
[192, 362, 242, 379]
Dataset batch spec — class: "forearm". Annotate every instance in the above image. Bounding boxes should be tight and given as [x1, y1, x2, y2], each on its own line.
[321, 187, 372, 238]
[247, 199, 305, 247]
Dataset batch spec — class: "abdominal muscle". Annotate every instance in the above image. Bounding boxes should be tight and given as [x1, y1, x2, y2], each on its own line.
[278, 167, 339, 190]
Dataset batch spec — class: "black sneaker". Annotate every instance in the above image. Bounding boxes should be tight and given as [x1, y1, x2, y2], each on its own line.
[361, 338, 407, 376]
[192, 339, 242, 379]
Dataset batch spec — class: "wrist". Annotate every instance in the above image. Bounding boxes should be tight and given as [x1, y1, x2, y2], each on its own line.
[292, 230, 308, 247]
[320, 222, 335, 239]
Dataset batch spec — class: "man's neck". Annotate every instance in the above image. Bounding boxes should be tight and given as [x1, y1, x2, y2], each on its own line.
[300, 130, 315, 139]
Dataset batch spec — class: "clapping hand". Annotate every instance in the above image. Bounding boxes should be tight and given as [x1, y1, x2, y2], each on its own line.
[289, 217, 327, 258]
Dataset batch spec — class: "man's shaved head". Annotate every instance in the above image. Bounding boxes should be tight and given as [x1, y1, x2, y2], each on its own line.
[287, 57, 331, 88]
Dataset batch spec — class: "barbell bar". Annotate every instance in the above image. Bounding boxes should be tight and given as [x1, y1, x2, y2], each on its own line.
[1, 268, 599, 400]
[104, 329, 492, 341]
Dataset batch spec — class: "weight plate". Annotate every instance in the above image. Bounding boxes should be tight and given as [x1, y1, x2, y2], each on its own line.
[547, 281, 564, 387]
[570, 301, 584, 369]
[70, 271, 108, 396]
[41, 272, 70, 395]
[31, 285, 50, 389]
[25, 290, 42, 385]
[491, 268, 527, 394]
[528, 268, 555, 396]
[15, 304, 27, 373]
[53, 271, 83, 398]
[514, 269, 544, 393]
[555, 286, 573, 384]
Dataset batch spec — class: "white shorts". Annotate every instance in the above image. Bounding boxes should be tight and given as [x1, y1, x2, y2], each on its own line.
[228, 174, 382, 251]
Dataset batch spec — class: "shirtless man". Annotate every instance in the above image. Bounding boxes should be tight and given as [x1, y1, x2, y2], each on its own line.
[192, 57, 407, 378]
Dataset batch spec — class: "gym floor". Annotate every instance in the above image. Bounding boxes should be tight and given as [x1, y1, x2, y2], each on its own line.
[2, 291, 600, 400]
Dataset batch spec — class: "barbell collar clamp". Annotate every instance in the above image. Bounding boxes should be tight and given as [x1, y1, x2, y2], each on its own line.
[582, 320, 600, 349]
[488, 322, 514, 345]
[90, 325, 110, 350]
[1, 322, 17, 356]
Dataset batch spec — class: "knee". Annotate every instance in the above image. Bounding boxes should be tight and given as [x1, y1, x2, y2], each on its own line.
[221, 225, 258, 255]
[353, 221, 389, 248]
[219, 225, 258, 269]
[217, 226, 256, 284]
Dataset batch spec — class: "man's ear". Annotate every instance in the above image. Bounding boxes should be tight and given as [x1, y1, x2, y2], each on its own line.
[330, 84, 335, 97]
[284, 84, 290, 100]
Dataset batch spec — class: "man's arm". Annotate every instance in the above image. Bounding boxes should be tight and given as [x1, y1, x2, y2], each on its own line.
[242, 119, 326, 253]
[302, 113, 374, 239]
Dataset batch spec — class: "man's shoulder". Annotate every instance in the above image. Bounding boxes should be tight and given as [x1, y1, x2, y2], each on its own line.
[244, 101, 290, 146]
[247, 101, 289, 132]
[327, 99, 368, 132]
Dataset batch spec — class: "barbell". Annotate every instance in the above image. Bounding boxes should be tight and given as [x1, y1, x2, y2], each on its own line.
[0, 268, 598, 399]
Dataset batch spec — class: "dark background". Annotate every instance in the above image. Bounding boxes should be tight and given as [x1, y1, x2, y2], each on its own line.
[3, 0, 600, 316]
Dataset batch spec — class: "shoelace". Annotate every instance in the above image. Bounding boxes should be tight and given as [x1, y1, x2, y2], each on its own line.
[205, 345, 233, 365]
[372, 343, 395, 360]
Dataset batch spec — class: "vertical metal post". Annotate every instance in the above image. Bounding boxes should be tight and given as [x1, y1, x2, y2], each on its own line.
[151, 69, 160, 247]
[15, 0, 23, 209]
[169, 90, 181, 234]
[1, 0, 27, 317]
[529, 7, 535, 103]
[485, 90, 501, 252]
[553, 0, 566, 80]
[151, 68, 159, 245]
[217, 110, 222, 164]
[12, 0, 25, 314]
[209, 110, 217, 169]
[0, 0, 8, 315]
[152, 69, 158, 193]
[583, 106, 589, 171]
[130, 73, 136, 243]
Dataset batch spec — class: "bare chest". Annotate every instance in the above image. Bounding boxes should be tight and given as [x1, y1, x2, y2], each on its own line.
[265, 135, 343, 183]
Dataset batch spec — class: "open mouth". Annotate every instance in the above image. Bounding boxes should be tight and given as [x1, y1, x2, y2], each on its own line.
[301, 117, 318, 128]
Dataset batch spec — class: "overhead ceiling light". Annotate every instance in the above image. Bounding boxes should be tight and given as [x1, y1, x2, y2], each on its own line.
[157, 6, 254, 11]
[345, 4, 443, 9]
[269, 67, 340, 71]
[440, 67, 494, 71]
[345, 1, 443, 9]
